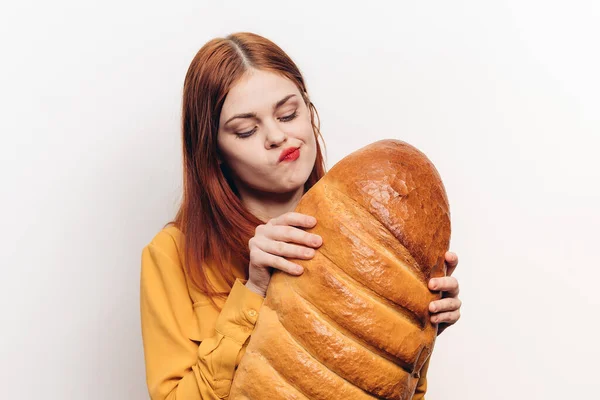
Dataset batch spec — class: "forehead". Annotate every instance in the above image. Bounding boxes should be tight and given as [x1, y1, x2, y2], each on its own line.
[221, 69, 299, 116]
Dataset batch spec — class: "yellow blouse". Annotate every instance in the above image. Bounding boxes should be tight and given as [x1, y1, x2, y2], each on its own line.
[140, 226, 430, 399]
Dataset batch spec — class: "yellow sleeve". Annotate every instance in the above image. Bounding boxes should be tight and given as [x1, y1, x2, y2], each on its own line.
[411, 356, 431, 400]
[140, 242, 264, 400]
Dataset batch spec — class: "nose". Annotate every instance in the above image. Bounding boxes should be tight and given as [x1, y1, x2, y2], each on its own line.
[264, 120, 287, 149]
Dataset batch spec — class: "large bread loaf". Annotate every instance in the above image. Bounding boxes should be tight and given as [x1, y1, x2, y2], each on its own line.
[229, 139, 451, 399]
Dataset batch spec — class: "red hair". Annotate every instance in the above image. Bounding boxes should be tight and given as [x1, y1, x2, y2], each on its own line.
[165, 32, 328, 310]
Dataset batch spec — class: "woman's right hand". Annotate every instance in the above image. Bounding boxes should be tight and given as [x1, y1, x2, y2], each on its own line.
[245, 212, 323, 297]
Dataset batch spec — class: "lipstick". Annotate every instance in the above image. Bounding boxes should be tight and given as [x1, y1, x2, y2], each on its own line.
[279, 146, 300, 162]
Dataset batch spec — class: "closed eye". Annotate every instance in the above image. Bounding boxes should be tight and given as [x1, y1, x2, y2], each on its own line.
[236, 127, 257, 138]
[279, 110, 298, 122]
[235, 110, 298, 139]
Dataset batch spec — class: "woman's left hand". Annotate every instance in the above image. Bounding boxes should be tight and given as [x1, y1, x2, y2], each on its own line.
[428, 251, 461, 336]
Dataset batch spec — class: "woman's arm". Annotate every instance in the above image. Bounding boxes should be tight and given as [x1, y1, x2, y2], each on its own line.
[140, 242, 264, 400]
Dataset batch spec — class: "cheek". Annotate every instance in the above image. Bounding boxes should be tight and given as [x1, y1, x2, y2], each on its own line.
[229, 151, 275, 180]
[228, 154, 265, 173]
[303, 110, 313, 129]
[298, 116, 315, 141]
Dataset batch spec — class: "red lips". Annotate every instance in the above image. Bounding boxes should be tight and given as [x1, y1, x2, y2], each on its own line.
[279, 146, 300, 162]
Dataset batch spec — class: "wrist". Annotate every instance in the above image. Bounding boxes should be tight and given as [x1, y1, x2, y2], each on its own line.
[245, 281, 266, 297]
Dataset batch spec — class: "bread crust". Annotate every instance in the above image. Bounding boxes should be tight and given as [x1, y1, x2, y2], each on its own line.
[230, 139, 451, 399]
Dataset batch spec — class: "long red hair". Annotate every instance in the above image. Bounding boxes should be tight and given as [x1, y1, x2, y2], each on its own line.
[165, 32, 328, 310]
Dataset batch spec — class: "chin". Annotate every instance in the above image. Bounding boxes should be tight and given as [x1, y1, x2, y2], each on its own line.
[270, 175, 308, 193]
[272, 183, 305, 195]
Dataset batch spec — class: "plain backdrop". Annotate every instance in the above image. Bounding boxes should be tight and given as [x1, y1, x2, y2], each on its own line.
[1, 1, 599, 398]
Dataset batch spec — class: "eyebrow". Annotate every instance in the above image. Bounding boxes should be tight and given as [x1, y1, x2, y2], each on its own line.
[224, 94, 297, 127]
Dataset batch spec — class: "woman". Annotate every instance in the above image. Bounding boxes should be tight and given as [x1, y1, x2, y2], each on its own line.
[140, 32, 462, 400]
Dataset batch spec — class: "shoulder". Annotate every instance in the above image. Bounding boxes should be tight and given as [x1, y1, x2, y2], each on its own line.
[143, 225, 185, 266]
[140, 225, 194, 301]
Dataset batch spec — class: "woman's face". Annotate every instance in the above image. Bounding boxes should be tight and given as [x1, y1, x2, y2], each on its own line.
[217, 68, 317, 196]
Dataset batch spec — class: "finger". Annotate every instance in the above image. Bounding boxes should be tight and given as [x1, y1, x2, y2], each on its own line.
[259, 237, 317, 260]
[269, 212, 317, 228]
[267, 252, 305, 275]
[445, 251, 458, 275]
[252, 248, 304, 275]
[429, 297, 462, 313]
[431, 310, 461, 324]
[265, 224, 322, 248]
[429, 276, 459, 297]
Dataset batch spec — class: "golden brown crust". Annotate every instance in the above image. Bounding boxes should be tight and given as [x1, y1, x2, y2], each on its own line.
[230, 139, 451, 399]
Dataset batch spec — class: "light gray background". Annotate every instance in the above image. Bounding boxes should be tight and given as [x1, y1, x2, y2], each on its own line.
[1, 0, 598, 398]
